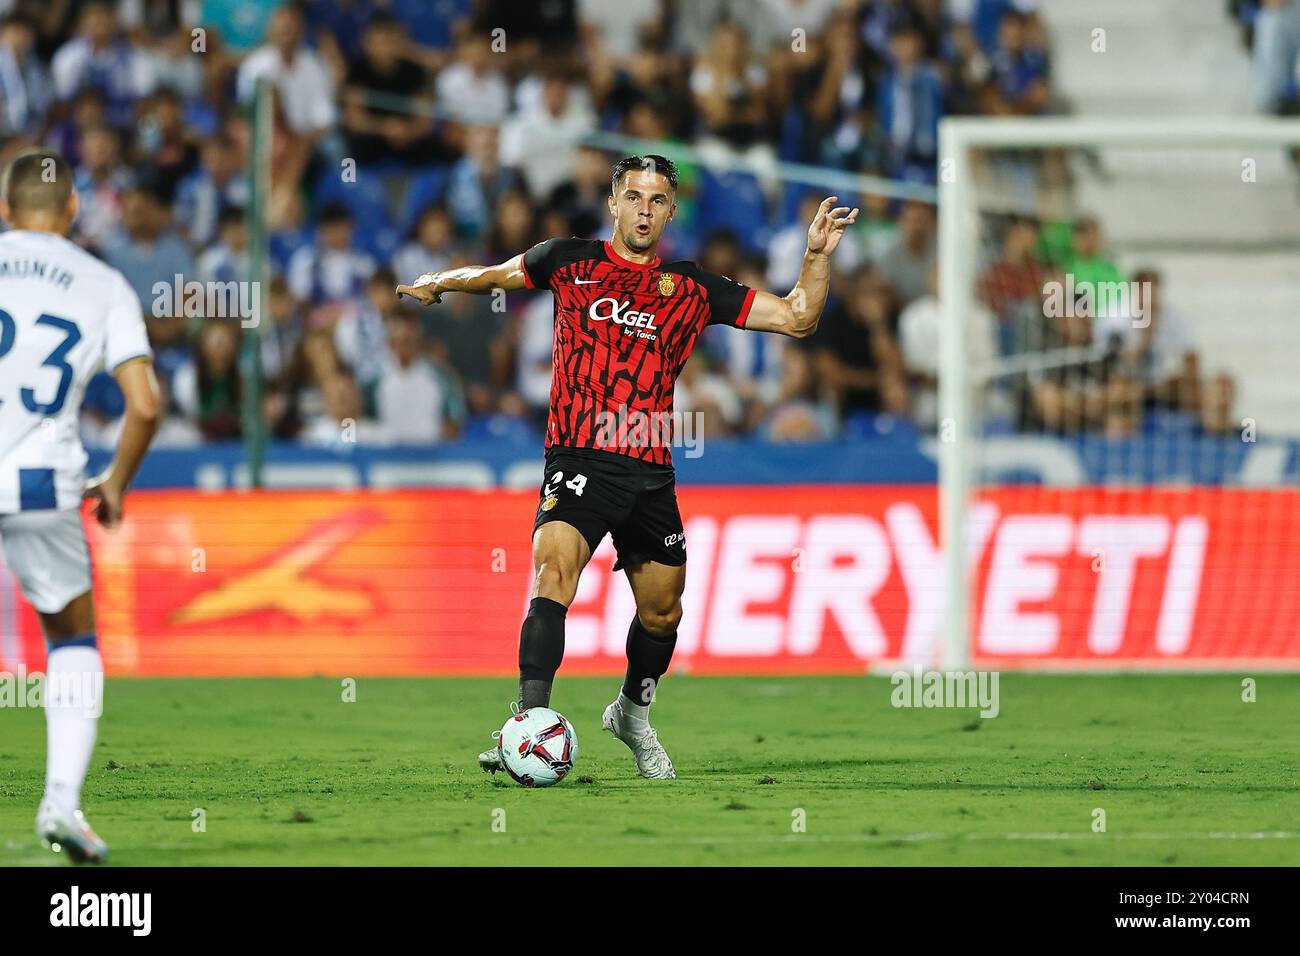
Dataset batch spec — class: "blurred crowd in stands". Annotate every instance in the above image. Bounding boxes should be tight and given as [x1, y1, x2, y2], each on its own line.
[0, 0, 1230, 448]
[1232, 0, 1300, 114]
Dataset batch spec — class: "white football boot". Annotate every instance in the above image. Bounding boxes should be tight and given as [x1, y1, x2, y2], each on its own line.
[477, 700, 520, 775]
[36, 800, 109, 864]
[602, 697, 676, 779]
[478, 743, 505, 775]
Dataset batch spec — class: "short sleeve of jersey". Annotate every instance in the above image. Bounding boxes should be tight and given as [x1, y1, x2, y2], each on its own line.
[522, 237, 597, 290]
[522, 238, 563, 290]
[696, 268, 757, 329]
[104, 271, 152, 372]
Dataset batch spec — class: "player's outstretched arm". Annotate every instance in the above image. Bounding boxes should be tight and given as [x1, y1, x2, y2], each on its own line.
[84, 357, 161, 530]
[744, 196, 858, 338]
[395, 253, 529, 305]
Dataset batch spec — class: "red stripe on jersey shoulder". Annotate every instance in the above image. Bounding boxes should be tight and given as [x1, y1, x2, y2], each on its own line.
[735, 287, 757, 328]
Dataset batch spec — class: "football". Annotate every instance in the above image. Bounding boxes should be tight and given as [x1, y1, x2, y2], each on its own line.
[497, 708, 579, 788]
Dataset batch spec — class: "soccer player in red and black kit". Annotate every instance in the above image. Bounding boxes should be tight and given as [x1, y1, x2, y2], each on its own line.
[397, 156, 856, 779]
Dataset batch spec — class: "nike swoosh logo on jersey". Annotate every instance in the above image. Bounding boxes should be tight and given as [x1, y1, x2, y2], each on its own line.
[573, 279, 600, 285]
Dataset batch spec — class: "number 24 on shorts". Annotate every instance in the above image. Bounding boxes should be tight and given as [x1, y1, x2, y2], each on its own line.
[544, 472, 588, 497]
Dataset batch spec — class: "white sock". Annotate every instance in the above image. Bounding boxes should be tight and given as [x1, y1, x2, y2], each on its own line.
[618, 690, 650, 726]
[43, 642, 103, 816]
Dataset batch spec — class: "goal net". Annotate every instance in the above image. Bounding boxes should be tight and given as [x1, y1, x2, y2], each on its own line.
[937, 118, 1300, 670]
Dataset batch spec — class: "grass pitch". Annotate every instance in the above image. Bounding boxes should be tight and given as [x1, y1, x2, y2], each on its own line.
[1, 674, 1296, 866]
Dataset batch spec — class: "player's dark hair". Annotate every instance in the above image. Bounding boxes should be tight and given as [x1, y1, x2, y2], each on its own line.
[123, 163, 171, 205]
[72, 87, 106, 108]
[217, 205, 245, 229]
[1, 12, 36, 31]
[1, 148, 73, 213]
[318, 201, 352, 226]
[610, 154, 678, 196]
[413, 202, 450, 236]
[367, 13, 401, 33]
[701, 227, 741, 253]
[387, 310, 420, 328]
[151, 85, 184, 106]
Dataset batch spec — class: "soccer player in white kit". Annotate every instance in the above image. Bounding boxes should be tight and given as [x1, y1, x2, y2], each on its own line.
[0, 149, 160, 862]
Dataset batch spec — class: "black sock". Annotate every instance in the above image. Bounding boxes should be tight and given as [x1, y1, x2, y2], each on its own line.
[622, 615, 677, 706]
[518, 597, 567, 709]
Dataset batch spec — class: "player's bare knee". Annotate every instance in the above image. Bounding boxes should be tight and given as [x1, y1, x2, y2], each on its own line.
[639, 603, 682, 637]
[532, 561, 579, 604]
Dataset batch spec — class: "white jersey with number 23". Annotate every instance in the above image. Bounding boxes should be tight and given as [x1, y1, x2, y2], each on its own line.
[0, 229, 151, 514]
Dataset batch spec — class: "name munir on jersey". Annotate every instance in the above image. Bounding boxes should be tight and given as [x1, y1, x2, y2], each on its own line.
[522, 237, 755, 467]
[0, 230, 151, 513]
[0, 257, 75, 288]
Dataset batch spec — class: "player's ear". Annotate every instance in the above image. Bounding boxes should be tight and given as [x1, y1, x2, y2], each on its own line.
[66, 191, 79, 227]
[607, 193, 617, 218]
[0, 199, 10, 227]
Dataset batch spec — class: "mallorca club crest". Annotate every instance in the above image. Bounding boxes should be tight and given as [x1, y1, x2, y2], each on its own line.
[657, 272, 676, 297]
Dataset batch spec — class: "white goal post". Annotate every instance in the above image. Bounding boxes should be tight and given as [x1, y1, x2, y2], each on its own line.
[936, 116, 1300, 671]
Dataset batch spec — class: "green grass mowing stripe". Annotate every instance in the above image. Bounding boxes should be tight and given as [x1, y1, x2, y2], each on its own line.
[1, 675, 1296, 866]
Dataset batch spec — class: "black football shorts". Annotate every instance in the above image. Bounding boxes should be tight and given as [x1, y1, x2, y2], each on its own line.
[532, 446, 686, 571]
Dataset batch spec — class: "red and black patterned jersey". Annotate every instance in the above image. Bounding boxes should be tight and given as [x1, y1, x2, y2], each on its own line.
[522, 237, 756, 467]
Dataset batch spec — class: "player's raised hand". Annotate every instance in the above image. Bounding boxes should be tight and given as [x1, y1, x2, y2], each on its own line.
[806, 196, 859, 257]
[83, 473, 123, 530]
[395, 272, 444, 306]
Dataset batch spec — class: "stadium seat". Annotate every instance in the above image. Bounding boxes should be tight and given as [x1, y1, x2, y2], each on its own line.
[776, 182, 809, 230]
[777, 107, 808, 164]
[313, 168, 399, 261]
[269, 227, 311, 275]
[461, 413, 540, 444]
[1143, 409, 1199, 437]
[395, 167, 451, 240]
[982, 410, 1019, 437]
[693, 169, 770, 254]
[388, 0, 471, 48]
[82, 372, 125, 419]
[843, 411, 920, 441]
